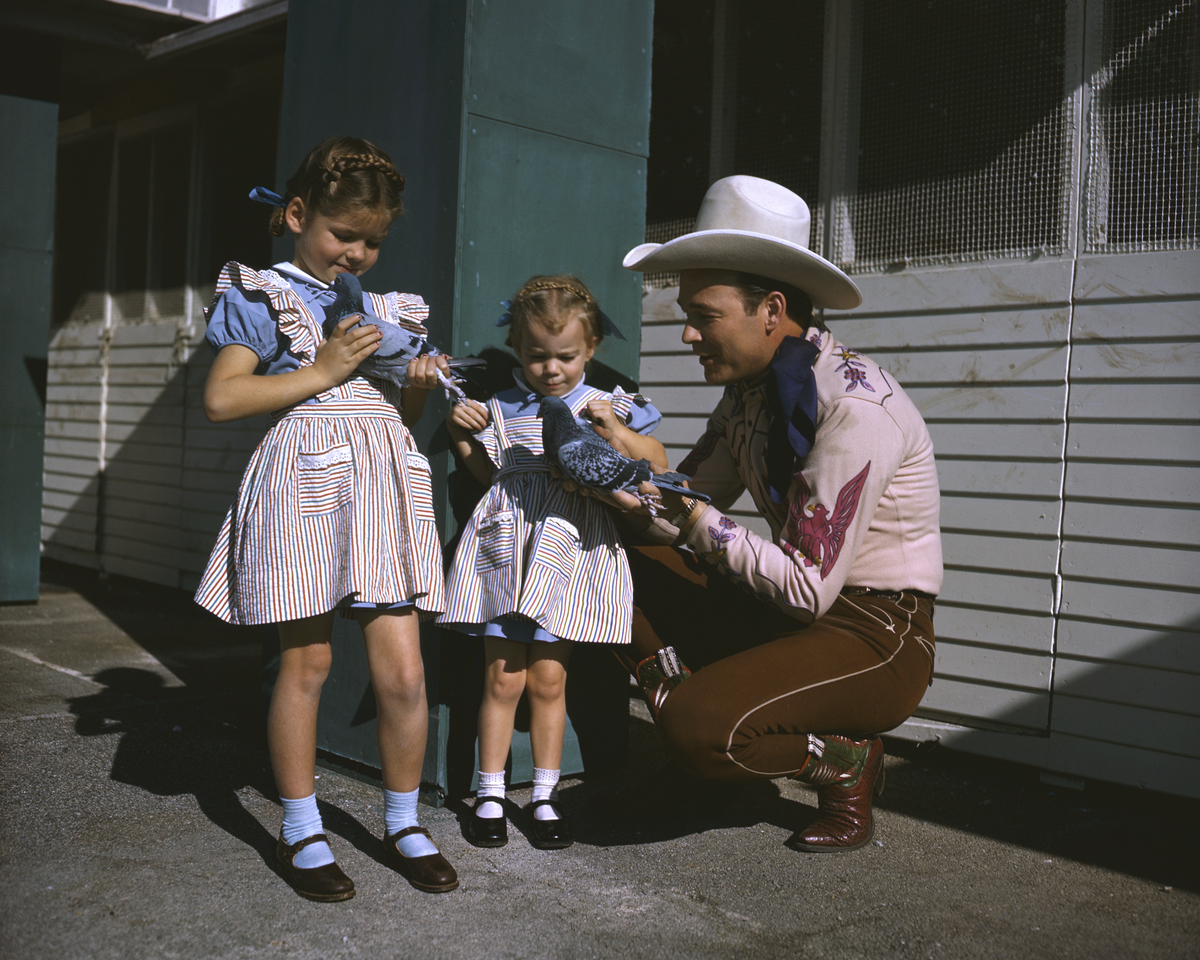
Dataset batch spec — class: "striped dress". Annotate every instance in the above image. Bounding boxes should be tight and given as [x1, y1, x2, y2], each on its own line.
[439, 378, 659, 645]
[194, 262, 445, 626]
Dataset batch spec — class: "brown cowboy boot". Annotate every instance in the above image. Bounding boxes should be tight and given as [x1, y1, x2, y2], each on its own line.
[790, 734, 885, 852]
[614, 645, 691, 721]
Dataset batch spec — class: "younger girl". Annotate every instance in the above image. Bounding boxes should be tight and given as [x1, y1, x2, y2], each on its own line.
[195, 137, 457, 900]
[441, 276, 667, 849]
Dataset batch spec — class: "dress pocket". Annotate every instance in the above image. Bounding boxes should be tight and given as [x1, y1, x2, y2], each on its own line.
[405, 451, 437, 523]
[528, 514, 580, 581]
[519, 514, 580, 625]
[476, 513, 515, 571]
[296, 444, 354, 517]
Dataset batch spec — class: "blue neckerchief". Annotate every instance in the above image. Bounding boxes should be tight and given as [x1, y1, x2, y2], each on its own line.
[765, 336, 821, 504]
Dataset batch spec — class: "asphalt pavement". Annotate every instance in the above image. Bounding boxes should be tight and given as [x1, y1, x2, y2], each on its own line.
[1, 560, 1197, 960]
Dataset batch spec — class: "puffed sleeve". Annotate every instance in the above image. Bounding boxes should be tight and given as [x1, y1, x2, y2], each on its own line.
[611, 387, 664, 436]
[474, 402, 503, 466]
[205, 286, 285, 363]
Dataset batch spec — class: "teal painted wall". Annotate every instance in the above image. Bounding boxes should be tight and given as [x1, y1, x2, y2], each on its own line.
[454, 0, 652, 383]
[0, 95, 57, 602]
[274, 0, 652, 800]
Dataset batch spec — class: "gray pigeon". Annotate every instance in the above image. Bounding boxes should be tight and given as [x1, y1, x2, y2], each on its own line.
[538, 395, 710, 508]
[322, 272, 483, 394]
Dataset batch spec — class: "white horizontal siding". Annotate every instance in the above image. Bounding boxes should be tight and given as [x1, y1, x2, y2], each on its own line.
[42, 321, 105, 566]
[40, 297, 266, 592]
[1051, 251, 1200, 796]
[835, 272, 1072, 735]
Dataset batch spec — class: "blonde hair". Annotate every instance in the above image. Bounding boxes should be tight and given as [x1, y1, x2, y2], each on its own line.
[268, 136, 405, 237]
[503, 275, 606, 352]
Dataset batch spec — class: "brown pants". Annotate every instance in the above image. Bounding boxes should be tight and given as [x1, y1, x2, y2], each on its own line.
[628, 546, 936, 781]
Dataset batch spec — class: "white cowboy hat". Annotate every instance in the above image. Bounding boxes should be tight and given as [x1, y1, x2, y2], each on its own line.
[623, 176, 862, 310]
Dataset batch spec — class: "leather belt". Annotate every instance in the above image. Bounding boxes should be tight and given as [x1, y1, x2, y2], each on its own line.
[841, 586, 936, 617]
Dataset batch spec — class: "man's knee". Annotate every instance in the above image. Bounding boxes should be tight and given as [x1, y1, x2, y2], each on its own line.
[656, 686, 733, 779]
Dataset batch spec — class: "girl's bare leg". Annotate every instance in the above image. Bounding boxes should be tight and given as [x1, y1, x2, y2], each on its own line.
[525, 640, 573, 846]
[526, 640, 572, 771]
[477, 637, 530, 774]
[359, 608, 427, 792]
[270, 612, 334, 800]
[270, 612, 356, 893]
[358, 609, 457, 889]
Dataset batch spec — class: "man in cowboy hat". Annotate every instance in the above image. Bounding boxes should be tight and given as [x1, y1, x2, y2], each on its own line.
[609, 175, 942, 852]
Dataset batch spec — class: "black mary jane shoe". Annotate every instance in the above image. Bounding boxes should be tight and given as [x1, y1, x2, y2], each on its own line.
[465, 796, 508, 848]
[276, 832, 355, 902]
[384, 826, 459, 893]
[528, 799, 573, 850]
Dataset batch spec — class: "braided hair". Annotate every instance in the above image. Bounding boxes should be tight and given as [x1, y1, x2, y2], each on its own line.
[504, 275, 606, 352]
[268, 137, 405, 237]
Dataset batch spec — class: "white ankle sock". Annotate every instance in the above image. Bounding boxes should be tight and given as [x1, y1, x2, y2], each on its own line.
[280, 793, 335, 868]
[383, 787, 438, 858]
[476, 770, 506, 819]
[532, 768, 561, 821]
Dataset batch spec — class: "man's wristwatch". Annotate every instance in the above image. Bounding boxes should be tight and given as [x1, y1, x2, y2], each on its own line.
[667, 496, 701, 530]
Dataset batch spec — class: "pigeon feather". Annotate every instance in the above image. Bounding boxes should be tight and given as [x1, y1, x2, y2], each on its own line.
[538, 395, 709, 510]
[322, 273, 483, 395]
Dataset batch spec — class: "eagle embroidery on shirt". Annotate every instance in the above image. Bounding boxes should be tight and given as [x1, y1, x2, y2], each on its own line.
[782, 462, 871, 579]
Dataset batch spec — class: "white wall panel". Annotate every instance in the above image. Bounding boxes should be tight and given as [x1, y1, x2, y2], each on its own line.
[1050, 248, 1200, 795]
[1056, 620, 1199, 672]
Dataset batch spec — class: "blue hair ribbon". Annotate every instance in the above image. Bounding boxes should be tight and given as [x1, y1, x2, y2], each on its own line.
[494, 300, 627, 341]
[249, 186, 286, 207]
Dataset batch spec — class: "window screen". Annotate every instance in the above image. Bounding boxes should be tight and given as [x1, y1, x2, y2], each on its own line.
[838, 0, 1072, 273]
[1087, 0, 1199, 251]
[644, 0, 825, 288]
[113, 125, 194, 322]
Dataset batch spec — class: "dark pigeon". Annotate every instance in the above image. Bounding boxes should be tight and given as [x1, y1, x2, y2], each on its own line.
[538, 394, 710, 509]
[323, 272, 483, 392]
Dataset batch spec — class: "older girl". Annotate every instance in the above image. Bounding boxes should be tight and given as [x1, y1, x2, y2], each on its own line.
[195, 137, 456, 899]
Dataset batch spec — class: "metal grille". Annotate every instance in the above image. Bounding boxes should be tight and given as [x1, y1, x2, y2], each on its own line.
[836, 0, 1073, 274]
[642, 0, 824, 289]
[1087, 0, 1199, 251]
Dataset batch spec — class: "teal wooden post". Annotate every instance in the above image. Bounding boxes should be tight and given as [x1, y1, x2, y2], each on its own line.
[0, 96, 57, 603]
[274, 0, 652, 802]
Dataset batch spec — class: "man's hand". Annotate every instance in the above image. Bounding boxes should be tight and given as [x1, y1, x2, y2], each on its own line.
[553, 472, 656, 513]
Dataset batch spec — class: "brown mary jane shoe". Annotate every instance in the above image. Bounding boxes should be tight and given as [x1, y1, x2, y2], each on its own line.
[384, 826, 459, 893]
[276, 832, 355, 902]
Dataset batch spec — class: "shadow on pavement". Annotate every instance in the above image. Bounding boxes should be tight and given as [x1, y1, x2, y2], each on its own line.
[563, 696, 1199, 894]
[44, 557, 1200, 898]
